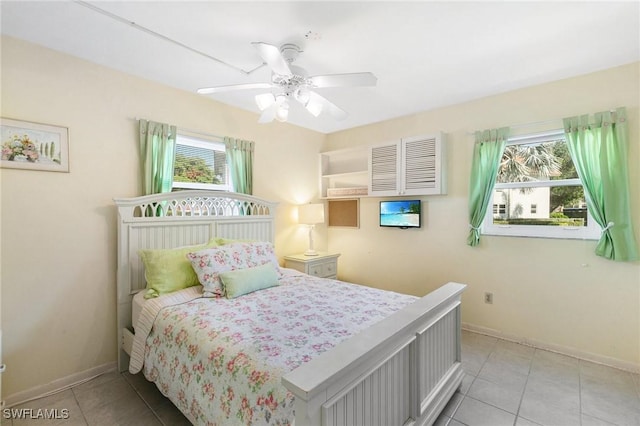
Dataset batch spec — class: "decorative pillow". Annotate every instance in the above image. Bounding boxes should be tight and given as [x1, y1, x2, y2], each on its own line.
[219, 263, 280, 299]
[187, 242, 281, 297]
[138, 238, 218, 299]
[186, 246, 247, 297]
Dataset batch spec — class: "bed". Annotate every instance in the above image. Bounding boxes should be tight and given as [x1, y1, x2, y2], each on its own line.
[115, 190, 466, 426]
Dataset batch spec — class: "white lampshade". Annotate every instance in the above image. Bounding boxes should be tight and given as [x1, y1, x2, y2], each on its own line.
[298, 203, 325, 225]
[275, 102, 289, 122]
[294, 87, 311, 104]
[255, 93, 276, 111]
[305, 99, 323, 117]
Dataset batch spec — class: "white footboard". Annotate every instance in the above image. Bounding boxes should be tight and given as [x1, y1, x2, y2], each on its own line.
[282, 282, 465, 426]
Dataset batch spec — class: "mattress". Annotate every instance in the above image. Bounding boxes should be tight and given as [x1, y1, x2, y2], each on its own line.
[132, 290, 146, 330]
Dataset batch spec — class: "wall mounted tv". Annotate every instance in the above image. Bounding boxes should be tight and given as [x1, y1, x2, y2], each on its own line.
[380, 200, 421, 229]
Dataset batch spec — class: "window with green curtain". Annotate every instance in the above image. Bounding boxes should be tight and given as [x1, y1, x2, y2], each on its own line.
[172, 134, 230, 191]
[467, 127, 509, 246]
[139, 119, 177, 195]
[481, 130, 599, 240]
[224, 137, 254, 195]
[563, 107, 638, 261]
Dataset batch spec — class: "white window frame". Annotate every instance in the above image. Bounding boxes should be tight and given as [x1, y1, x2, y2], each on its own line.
[172, 133, 231, 191]
[482, 130, 600, 240]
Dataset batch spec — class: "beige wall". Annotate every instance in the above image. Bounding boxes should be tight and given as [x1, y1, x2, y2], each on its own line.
[0, 36, 324, 398]
[325, 62, 640, 369]
[2, 35, 638, 401]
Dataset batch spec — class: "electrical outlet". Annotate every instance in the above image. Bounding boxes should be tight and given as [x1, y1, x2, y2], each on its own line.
[484, 292, 493, 304]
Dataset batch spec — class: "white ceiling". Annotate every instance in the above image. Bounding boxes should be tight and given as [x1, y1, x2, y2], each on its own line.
[1, 1, 639, 134]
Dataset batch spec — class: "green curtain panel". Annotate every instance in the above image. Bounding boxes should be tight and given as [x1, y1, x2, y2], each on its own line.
[139, 120, 177, 195]
[563, 107, 638, 261]
[467, 127, 510, 246]
[225, 137, 254, 195]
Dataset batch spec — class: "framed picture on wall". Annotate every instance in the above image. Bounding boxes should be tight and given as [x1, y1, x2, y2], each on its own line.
[0, 117, 69, 172]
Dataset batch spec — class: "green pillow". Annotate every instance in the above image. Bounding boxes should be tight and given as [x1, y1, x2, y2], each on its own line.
[139, 238, 218, 298]
[219, 264, 280, 299]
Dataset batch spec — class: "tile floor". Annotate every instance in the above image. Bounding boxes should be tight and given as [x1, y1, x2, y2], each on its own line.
[4, 331, 639, 426]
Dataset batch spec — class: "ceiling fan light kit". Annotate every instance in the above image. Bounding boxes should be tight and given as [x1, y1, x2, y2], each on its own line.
[294, 87, 311, 105]
[255, 93, 276, 111]
[198, 42, 377, 124]
[275, 101, 289, 122]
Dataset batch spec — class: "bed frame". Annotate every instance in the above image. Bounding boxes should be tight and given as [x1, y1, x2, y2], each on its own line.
[115, 190, 466, 426]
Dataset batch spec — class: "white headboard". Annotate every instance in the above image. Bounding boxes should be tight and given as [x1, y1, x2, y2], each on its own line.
[114, 190, 277, 369]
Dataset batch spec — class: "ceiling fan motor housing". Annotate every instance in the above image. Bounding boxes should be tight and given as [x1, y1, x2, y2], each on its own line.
[279, 43, 302, 63]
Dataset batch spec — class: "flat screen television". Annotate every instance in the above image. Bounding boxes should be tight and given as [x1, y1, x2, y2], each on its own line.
[379, 200, 421, 229]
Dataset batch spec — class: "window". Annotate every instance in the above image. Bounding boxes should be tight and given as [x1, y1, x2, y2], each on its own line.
[172, 134, 230, 191]
[482, 130, 599, 239]
[493, 204, 506, 215]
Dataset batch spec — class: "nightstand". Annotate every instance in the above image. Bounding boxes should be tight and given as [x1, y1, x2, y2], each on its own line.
[284, 252, 340, 279]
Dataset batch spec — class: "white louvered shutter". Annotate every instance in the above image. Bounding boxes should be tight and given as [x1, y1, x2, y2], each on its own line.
[402, 135, 437, 194]
[369, 142, 401, 196]
[402, 133, 446, 195]
[368, 133, 446, 197]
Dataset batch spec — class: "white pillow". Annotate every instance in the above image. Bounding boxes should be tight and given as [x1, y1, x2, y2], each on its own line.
[187, 242, 281, 297]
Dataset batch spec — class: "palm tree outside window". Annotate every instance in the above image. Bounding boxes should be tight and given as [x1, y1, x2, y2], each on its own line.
[482, 130, 600, 240]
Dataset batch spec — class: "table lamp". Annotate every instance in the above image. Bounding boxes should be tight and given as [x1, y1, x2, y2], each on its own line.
[298, 203, 325, 256]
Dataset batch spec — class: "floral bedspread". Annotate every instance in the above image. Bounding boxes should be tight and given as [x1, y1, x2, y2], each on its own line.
[139, 269, 417, 425]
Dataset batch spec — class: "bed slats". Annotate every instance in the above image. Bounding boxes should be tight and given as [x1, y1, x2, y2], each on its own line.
[283, 282, 466, 426]
[323, 341, 413, 426]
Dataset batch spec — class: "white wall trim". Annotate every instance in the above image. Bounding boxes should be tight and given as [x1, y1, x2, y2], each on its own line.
[4, 362, 116, 408]
[462, 323, 640, 374]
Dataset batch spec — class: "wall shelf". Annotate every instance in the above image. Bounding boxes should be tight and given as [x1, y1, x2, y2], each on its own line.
[320, 147, 369, 198]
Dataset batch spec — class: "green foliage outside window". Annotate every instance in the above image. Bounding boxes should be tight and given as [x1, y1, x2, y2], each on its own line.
[173, 153, 221, 184]
[495, 139, 587, 227]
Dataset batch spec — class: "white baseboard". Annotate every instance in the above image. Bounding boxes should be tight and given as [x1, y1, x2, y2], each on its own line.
[462, 322, 640, 374]
[4, 325, 638, 408]
[4, 362, 117, 408]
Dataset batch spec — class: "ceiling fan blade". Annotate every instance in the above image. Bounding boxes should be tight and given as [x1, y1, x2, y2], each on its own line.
[305, 91, 348, 121]
[197, 82, 273, 94]
[308, 72, 377, 88]
[252, 42, 292, 76]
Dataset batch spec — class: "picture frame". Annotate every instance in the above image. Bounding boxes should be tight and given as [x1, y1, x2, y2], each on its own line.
[0, 117, 69, 172]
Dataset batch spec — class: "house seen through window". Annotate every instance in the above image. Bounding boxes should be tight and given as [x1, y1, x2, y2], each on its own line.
[172, 134, 230, 191]
[483, 130, 599, 240]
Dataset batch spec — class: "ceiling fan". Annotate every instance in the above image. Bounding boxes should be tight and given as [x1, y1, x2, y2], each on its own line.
[197, 42, 377, 123]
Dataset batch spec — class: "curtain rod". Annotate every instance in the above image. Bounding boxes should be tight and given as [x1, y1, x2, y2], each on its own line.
[507, 117, 563, 130]
[131, 117, 225, 140]
[467, 118, 562, 135]
[468, 109, 621, 135]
